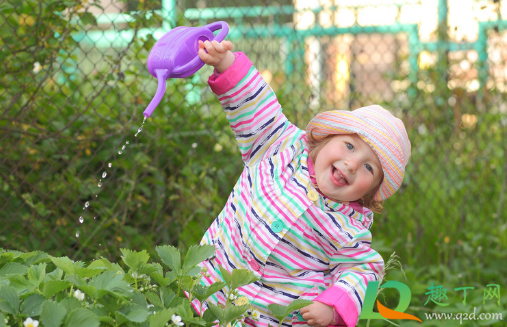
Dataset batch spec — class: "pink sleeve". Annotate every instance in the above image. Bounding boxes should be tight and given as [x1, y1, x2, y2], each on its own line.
[314, 286, 359, 327]
[207, 52, 252, 95]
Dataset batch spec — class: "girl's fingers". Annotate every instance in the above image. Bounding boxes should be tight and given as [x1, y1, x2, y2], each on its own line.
[204, 40, 218, 56]
[211, 40, 225, 53]
[198, 48, 214, 63]
[223, 40, 234, 51]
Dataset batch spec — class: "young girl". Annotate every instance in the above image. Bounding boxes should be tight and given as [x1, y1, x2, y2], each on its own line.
[192, 39, 411, 327]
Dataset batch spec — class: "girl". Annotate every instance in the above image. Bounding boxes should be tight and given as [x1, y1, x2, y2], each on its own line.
[192, 39, 411, 327]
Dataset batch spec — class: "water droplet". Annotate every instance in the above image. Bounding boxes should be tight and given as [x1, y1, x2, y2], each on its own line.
[126, 140, 129, 145]
[85, 201, 90, 208]
[121, 145, 126, 151]
[95, 194, 98, 198]
[79, 216, 84, 223]
[93, 216, 97, 220]
[98, 180, 102, 187]
[118, 150, 122, 155]
[108, 162, 112, 168]
[76, 231, 80, 237]
[102, 171, 107, 178]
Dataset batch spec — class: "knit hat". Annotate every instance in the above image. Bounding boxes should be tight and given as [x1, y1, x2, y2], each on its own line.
[306, 105, 411, 201]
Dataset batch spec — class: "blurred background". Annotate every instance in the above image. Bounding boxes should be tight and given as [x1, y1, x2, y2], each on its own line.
[1, 0, 506, 324]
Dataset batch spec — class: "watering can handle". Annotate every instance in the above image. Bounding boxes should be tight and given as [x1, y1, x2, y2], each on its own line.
[172, 21, 230, 75]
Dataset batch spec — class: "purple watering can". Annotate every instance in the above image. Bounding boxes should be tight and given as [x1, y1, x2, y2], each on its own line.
[143, 21, 229, 118]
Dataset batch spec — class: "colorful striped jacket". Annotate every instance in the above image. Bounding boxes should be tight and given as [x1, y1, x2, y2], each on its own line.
[193, 53, 384, 327]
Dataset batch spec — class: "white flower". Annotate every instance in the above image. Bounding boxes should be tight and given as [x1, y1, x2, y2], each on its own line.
[171, 314, 184, 326]
[23, 317, 39, 327]
[74, 289, 85, 301]
[33, 62, 41, 74]
[132, 272, 139, 279]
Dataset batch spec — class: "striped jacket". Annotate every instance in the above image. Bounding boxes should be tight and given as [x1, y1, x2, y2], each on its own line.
[193, 53, 384, 327]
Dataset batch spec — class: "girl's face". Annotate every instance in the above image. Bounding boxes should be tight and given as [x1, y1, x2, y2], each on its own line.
[313, 134, 383, 202]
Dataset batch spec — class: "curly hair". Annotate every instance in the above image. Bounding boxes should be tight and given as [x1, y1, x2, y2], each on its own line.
[306, 130, 384, 213]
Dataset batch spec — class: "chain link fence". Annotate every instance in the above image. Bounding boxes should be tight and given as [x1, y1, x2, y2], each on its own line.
[1, 0, 506, 284]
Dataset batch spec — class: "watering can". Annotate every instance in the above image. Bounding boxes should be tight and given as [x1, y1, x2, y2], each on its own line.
[143, 21, 230, 118]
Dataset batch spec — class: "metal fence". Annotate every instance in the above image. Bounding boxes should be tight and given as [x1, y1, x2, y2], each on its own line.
[1, 0, 506, 275]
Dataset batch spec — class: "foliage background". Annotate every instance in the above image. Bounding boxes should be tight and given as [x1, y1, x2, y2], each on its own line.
[1, 0, 506, 325]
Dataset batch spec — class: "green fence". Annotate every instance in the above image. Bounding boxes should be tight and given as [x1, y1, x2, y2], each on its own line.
[1, 0, 507, 305]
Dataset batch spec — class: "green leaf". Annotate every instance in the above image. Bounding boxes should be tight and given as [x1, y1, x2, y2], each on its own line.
[0, 286, 19, 315]
[88, 271, 133, 300]
[184, 266, 202, 277]
[231, 269, 259, 290]
[27, 263, 46, 287]
[80, 12, 97, 26]
[0, 313, 6, 327]
[42, 280, 72, 299]
[88, 258, 123, 274]
[145, 291, 163, 308]
[6, 274, 34, 295]
[149, 272, 171, 287]
[286, 299, 313, 314]
[223, 302, 250, 325]
[49, 257, 75, 275]
[155, 245, 181, 272]
[202, 308, 218, 323]
[59, 297, 82, 312]
[149, 308, 176, 327]
[218, 265, 232, 288]
[23, 251, 50, 266]
[120, 248, 150, 272]
[191, 282, 226, 303]
[65, 308, 99, 327]
[117, 305, 149, 323]
[44, 268, 64, 282]
[207, 304, 225, 323]
[267, 299, 313, 322]
[182, 245, 215, 274]
[0, 262, 28, 277]
[21, 294, 46, 316]
[0, 252, 15, 266]
[160, 287, 177, 308]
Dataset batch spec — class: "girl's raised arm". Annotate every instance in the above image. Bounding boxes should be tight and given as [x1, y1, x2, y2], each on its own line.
[202, 42, 303, 166]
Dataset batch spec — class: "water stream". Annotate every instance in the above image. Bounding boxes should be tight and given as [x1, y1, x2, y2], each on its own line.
[76, 116, 147, 238]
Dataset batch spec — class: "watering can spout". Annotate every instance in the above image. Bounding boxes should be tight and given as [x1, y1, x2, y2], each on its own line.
[143, 69, 169, 118]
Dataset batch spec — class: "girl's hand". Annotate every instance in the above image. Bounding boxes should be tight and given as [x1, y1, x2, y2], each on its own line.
[299, 301, 335, 327]
[198, 40, 235, 73]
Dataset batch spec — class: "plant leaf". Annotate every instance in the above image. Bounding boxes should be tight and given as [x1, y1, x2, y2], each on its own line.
[120, 248, 150, 272]
[218, 265, 231, 288]
[21, 293, 46, 316]
[42, 280, 72, 299]
[155, 245, 181, 272]
[88, 271, 133, 300]
[223, 302, 250, 326]
[192, 282, 226, 303]
[182, 245, 215, 274]
[266, 303, 288, 321]
[0, 286, 19, 315]
[0, 313, 5, 327]
[231, 269, 259, 290]
[27, 263, 46, 287]
[149, 308, 176, 327]
[40, 300, 67, 327]
[207, 303, 225, 322]
[65, 308, 99, 327]
[286, 299, 313, 314]
[0, 262, 28, 277]
[88, 258, 123, 274]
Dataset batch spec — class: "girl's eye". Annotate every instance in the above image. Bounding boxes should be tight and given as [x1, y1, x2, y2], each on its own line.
[346, 143, 354, 151]
[365, 164, 373, 173]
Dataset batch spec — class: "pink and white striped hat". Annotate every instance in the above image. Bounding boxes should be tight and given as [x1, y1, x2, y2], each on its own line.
[306, 105, 411, 201]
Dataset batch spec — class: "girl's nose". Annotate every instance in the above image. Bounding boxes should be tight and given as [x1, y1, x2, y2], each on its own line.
[345, 158, 359, 173]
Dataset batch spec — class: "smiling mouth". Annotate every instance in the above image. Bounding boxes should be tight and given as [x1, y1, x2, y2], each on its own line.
[331, 166, 348, 186]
